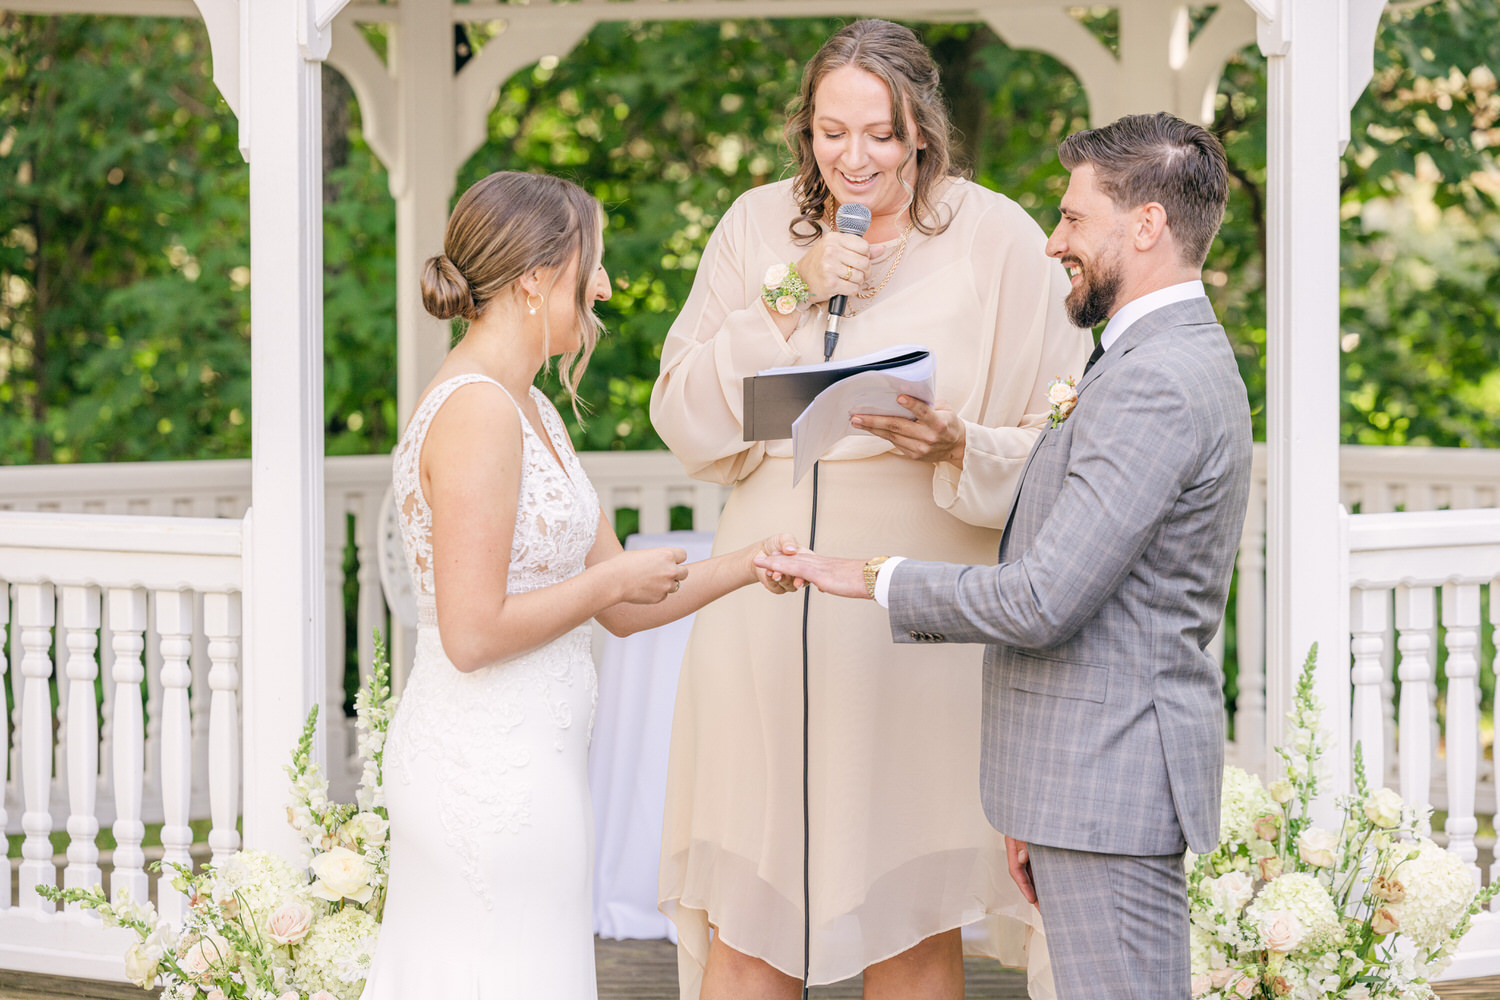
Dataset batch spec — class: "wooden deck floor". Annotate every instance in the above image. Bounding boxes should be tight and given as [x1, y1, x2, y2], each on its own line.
[2, 939, 1498, 1000]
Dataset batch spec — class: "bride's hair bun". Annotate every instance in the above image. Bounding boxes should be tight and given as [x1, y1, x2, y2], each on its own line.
[421, 253, 478, 321]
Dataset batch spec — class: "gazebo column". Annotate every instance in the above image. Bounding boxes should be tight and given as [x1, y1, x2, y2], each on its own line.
[202, 0, 350, 855]
[388, 5, 459, 425]
[1255, 0, 1386, 804]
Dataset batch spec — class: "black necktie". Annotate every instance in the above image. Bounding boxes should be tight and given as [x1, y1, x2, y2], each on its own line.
[1081, 340, 1105, 377]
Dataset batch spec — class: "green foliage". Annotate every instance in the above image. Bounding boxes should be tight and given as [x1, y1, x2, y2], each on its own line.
[3, 7, 1499, 463]
[0, 14, 249, 463]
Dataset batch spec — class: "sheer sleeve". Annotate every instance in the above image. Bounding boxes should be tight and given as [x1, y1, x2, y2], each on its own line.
[931, 196, 1090, 527]
[650, 194, 823, 485]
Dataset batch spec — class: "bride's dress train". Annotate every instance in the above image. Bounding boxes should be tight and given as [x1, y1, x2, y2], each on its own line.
[360, 373, 602, 999]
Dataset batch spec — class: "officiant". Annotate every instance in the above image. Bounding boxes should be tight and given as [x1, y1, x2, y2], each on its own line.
[649, 18, 1088, 1000]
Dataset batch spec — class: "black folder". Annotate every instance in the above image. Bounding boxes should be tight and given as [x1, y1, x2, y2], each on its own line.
[742, 347, 932, 441]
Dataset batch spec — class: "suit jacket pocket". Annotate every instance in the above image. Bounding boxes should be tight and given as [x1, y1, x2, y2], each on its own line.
[1006, 651, 1110, 704]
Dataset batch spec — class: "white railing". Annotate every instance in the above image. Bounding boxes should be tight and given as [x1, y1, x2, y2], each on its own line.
[1228, 444, 1500, 774]
[0, 511, 244, 978]
[1340, 506, 1500, 979]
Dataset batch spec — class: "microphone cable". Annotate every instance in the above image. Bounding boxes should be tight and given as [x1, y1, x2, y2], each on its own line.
[799, 202, 871, 999]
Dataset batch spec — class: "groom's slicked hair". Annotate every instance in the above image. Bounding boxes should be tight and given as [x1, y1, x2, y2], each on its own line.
[1058, 112, 1228, 268]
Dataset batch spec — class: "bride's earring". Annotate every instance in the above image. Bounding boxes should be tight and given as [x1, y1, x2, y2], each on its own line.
[527, 293, 544, 315]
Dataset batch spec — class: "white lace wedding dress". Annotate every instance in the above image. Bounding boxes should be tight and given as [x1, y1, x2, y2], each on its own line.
[361, 374, 603, 999]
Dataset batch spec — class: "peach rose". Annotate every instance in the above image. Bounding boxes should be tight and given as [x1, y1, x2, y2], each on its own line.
[266, 898, 315, 945]
[1259, 911, 1305, 953]
[1258, 856, 1283, 882]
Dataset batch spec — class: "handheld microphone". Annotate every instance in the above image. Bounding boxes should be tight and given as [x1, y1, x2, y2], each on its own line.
[824, 202, 872, 360]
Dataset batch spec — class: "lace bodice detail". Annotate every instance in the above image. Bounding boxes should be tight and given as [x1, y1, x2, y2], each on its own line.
[385, 374, 602, 908]
[391, 374, 601, 604]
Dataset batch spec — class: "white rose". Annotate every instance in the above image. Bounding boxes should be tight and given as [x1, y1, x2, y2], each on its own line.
[341, 811, 389, 848]
[123, 941, 160, 987]
[309, 846, 376, 904]
[266, 898, 315, 945]
[1047, 380, 1076, 405]
[1297, 827, 1338, 868]
[1190, 973, 1212, 997]
[310, 992, 339, 1000]
[1364, 787, 1404, 828]
[763, 263, 789, 288]
[1259, 911, 1305, 953]
[1269, 780, 1295, 804]
[206, 989, 228, 1000]
[1209, 871, 1255, 914]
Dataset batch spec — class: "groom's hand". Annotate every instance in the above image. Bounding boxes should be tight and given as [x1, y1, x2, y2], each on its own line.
[1006, 836, 1037, 906]
[753, 551, 867, 599]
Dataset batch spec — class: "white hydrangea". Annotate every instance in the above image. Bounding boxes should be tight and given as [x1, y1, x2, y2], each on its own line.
[1219, 766, 1280, 850]
[294, 905, 379, 998]
[1245, 872, 1342, 953]
[210, 849, 310, 932]
[1383, 838, 1477, 953]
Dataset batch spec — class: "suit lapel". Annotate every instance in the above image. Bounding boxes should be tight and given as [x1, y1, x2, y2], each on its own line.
[997, 297, 1218, 553]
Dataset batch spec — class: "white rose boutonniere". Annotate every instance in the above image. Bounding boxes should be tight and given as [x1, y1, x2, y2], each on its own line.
[1046, 376, 1078, 427]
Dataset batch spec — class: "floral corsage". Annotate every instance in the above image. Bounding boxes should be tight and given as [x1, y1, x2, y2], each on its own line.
[761, 261, 810, 315]
[1046, 376, 1078, 427]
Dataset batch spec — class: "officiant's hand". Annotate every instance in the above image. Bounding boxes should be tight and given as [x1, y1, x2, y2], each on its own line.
[851, 396, 966, 468]
[1006, 836, 1037, 906]
[753, 551, 867, 599]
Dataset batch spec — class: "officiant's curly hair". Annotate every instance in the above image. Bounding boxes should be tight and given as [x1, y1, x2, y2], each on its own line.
[1058, 112, 1229, 268]
[421, 171, 605, 404]
[785, 19, 962, 244]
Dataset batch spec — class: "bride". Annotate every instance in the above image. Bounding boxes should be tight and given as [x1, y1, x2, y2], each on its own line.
[360, 171, 799, 999]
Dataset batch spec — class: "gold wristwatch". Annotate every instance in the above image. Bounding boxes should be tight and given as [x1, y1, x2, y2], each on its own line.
[863, 556, 890, 600]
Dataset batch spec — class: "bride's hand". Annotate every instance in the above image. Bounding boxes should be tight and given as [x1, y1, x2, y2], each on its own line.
[752, 533, 803, 594]
[610, 546, 689, 605]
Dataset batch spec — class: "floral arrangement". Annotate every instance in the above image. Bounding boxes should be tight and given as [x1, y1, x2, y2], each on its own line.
[42, 633, 398, 1000]
[1188, 645, 1496, 1000]
[1046, 375, 1078, 427]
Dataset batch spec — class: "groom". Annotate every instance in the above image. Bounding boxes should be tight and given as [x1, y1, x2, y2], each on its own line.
[757, 112, 1251, 1000]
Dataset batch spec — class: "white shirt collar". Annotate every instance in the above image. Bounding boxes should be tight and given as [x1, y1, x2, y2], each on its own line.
[1098, 279, 1206, 352]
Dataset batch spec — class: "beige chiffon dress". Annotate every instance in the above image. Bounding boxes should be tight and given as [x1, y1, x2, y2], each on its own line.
[650, 176, 1089, 997]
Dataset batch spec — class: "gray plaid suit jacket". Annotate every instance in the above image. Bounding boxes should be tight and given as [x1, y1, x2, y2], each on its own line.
[887, 296, 1251, 857]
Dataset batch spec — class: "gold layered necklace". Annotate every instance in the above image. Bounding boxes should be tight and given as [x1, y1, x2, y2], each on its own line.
[826, 203, 915, 318]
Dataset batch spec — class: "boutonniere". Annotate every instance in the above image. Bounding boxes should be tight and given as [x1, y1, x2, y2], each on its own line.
[1046, 376, 1078, 427]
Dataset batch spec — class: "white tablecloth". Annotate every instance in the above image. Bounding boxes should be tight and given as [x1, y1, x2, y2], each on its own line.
[589, 530, 714, 941]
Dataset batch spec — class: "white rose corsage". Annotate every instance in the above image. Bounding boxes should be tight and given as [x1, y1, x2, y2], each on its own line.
[761, 261, 810, 315]
[1046, 376, 1078, 427]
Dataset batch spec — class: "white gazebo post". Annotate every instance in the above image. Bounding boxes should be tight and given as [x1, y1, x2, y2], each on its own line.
[1255, 0, 1386, 807]
[195, 0, 353, 853]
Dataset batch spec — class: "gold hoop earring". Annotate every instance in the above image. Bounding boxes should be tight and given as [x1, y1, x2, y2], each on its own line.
[527, 293, 544, 315]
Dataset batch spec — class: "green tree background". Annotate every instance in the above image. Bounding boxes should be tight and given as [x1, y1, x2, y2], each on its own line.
[4, 4, 1498, 466]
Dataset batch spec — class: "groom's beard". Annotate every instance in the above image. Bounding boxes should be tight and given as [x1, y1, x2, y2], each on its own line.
[1064, 249, 1123, 330]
